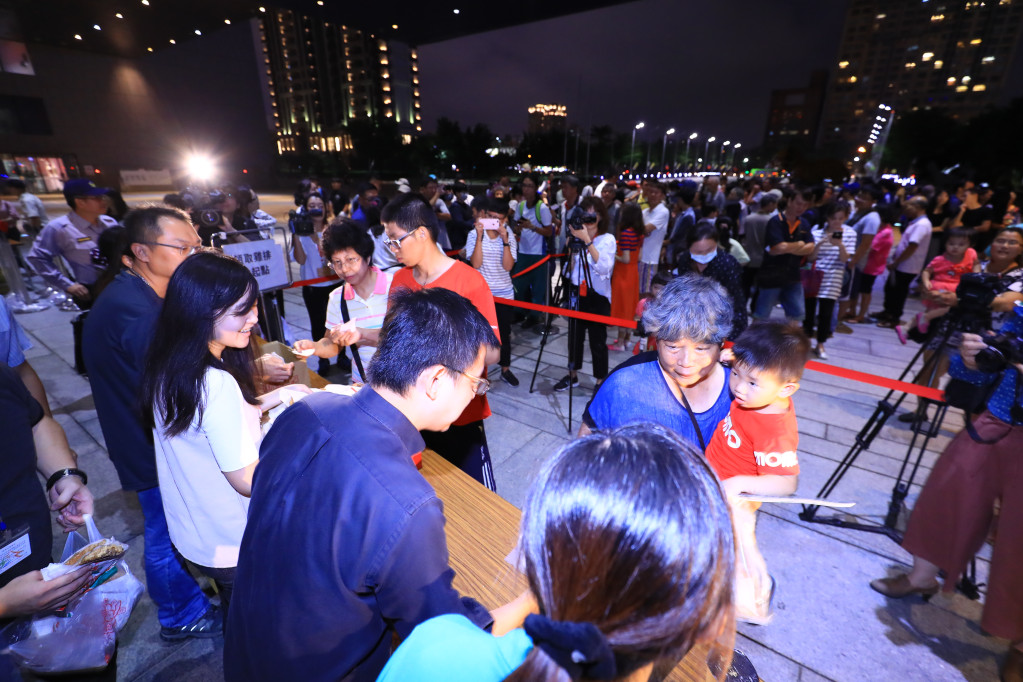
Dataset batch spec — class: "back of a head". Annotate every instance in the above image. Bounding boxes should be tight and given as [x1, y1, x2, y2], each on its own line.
[380, 192, 439, 242]
[731, 320, 811, 383]
[506, 423, 734, 682]
[368, 288, 499, 395]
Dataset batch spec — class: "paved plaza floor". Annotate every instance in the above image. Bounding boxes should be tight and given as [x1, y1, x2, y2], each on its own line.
[4, 194, 1008, 681]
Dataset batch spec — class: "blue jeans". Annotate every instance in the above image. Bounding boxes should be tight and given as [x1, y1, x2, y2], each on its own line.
[753, 281, 806, 322]
[136, 487, 210, 628]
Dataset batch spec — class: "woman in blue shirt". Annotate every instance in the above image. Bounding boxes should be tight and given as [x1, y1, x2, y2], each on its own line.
[378, 423, 736, 681]
[582, 273, 735, 451]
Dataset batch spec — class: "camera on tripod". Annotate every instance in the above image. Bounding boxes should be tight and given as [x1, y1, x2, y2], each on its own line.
[944, 271, 1003, 334]
[288, 209, 316, 236]
[566, 211, 598, 248]
[975, 303, 1023, 373]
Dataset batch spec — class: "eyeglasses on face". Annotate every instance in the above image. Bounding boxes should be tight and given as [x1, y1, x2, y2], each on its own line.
[143, 241, 202, 257]
[447, 367, 491, 396]
[327, 255, 363, 272]
[383, 227, 420, 251]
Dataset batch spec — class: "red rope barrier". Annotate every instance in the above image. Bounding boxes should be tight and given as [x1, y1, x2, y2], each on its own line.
[510, 255, 551, 279]
[289, 275, 340, 288]
[494, 297, 638, 329]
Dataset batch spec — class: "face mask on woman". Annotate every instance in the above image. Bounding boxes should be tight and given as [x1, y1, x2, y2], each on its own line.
[690, 250, 717, 265]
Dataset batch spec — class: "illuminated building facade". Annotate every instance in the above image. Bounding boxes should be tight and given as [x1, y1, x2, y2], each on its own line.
[527, 103, 567, 134]
[817, 0, 1023, 157]
[763, 70, 828, 148]
[258, 9, 421, 156]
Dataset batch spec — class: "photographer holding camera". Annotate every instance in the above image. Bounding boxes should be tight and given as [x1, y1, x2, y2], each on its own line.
[871, 299, 1023, 681]
[290, 194, 346, 377]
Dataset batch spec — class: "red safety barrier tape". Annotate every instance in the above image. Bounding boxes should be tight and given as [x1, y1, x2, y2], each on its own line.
[445, 249, 461, 256]
[289, 275, 340, 288]
[495, 296, 638, 329]
[510, 255, 551, 279]
[802, 360, 946, 402]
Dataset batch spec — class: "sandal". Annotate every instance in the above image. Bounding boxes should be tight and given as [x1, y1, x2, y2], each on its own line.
[895, 324, 908, 345]
[915, 312, 930, 335]
[607, 342, 626, 352]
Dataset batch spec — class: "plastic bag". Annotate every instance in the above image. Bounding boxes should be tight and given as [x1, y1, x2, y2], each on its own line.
[2, 515, 143, 674]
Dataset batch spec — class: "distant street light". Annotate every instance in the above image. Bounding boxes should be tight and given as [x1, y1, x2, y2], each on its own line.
[685, 132, 698, 169]
[704, 136, 716, 169]
[720, 140, 730, 168]
[630, 122, 645, 170]
[662, 128, 675, 171]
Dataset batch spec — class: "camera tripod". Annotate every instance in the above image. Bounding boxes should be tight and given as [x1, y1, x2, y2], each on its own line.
[799, 318, 959, 541]
[529, 239, 593, 433]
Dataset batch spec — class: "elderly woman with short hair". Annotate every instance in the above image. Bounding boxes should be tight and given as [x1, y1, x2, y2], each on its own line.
[581, 273, 734, 451]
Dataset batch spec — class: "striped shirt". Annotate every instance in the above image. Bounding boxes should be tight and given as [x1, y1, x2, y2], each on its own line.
[464, 230, 518, 298]
[325, 268, 393, 379]
[618, 227, 641, 252]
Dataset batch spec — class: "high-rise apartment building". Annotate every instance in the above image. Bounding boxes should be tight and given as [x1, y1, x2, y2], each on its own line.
[257, 9, 422, 156]
[763, 70, 828, 149]
[527, 103, 567, 134]
[817, 0, 1023, 158]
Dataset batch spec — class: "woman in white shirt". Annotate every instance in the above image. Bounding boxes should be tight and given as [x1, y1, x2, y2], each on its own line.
[464, 196, 520, 386]
[291, 193, 346, 376]
[141, 251, 304, 619]
[554, 196, 616, 392]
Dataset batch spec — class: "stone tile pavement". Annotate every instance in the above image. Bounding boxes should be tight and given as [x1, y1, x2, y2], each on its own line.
[2, 194, 1007, 681]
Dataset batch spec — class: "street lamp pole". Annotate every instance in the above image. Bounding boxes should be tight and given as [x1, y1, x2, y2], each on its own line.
[730, 143, 741, 170]
[704, 136, 716, 170]
[662, 128, 675, 172]
[630, 122, 644, 172]
[720, 141, 730, 170]
[686, 132, 698, 170]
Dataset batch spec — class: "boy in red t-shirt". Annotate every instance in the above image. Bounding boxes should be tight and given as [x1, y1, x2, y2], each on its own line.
[706, 320, 811, 625]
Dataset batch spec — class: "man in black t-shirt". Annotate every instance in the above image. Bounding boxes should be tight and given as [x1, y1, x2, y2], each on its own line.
[753, 188, 815, 322]
[959, 186, 994, 253]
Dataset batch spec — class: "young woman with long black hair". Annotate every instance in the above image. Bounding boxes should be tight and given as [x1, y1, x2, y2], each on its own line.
[140, 250, 306, 619]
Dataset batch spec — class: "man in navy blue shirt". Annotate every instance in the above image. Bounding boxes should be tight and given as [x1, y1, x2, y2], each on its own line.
[81, 206, 223, 641]
[753, 188, 815, 322]
[225, 288, 500, 682]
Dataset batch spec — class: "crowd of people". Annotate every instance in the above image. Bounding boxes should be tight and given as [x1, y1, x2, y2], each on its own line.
[1, 168, 1022, 681]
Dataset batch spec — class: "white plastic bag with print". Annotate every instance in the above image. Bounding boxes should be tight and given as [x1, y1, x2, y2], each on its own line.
[2, 515, 143, 674]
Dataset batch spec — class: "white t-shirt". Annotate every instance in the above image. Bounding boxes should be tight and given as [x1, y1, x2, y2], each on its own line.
[569, 233, 616, 300]
[639, 202, 670, 265]
[292, 232, 335, 287]
[464, 229, 518, 298]
[17, 193, 49, 227]
[325, 268, 393, 380]
[893, 215, 933, 274]
[152, 367, 261, 568]
[514, 201, 552, 255]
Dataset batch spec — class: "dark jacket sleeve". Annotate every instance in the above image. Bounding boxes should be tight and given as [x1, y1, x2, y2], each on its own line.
[373, 497, 493, 637]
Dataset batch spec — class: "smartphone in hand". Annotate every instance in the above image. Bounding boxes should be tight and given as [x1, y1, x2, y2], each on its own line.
[480, 218, 500, 232]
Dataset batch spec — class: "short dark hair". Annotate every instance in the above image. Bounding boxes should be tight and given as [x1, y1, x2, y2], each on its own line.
[368, 288, 499, 395]
[488, 196, 510, 216]
[322, 219, 374, 264]
[731, 320, 811, 382]
[944, 227, 974, 245]
[5, 178, 25, 190]
[356, 182, 377, 198]
[825, 201, 850, 220]
[688, 222, 719, 247]
[647, 181, 666, 195]
[521, 172, 540, 187]
[124, 205, 192, 262]
[677, 186, 697, 206]
[419, 176, 438, 189]
[380, 192, 439, 242]
[859, 185, 883, 202]
[560, 174, 581, 190]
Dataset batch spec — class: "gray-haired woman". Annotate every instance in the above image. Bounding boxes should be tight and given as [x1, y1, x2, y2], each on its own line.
[580, 273, 734, 451]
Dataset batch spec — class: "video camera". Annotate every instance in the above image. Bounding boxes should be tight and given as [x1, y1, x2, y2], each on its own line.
[565, 210, 598, 249]
[943, 272, 1002, 334]
[288, 209, 315, 236]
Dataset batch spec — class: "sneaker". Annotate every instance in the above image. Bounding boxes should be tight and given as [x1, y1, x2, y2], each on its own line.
[813, 347, 829, 360]
[876, 319, 901, 329]
[553, 375, 579, 392]
[160, 605, 223, 642]
[500, 369, 520, 387]
[835, 323, 853, 334]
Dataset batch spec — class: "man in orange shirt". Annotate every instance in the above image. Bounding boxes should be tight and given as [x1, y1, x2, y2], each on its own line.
[336, 193, 502, 491]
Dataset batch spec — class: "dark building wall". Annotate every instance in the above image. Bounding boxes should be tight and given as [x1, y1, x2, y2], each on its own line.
[0, 23, 274, 188]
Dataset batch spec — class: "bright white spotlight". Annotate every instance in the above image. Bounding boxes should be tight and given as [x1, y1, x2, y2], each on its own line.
[185, 153, 216, 181]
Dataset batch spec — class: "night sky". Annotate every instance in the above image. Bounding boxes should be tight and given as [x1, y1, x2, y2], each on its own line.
[419, 0, 848, 149]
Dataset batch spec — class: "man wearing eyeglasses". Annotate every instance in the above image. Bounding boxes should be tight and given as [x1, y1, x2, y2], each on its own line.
[337, 193, 502, 491]
[81, 206, 227, 642]
[226, 287, 499, 682]
[26, 179, 119, 309]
